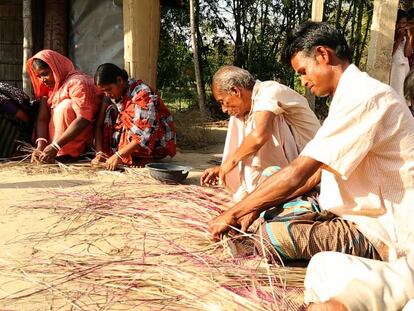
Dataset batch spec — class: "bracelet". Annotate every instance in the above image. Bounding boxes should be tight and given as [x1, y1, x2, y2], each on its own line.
[35, 138, 48, 145]
[51, 141, 62, 151]
[115, 151, 123, 160]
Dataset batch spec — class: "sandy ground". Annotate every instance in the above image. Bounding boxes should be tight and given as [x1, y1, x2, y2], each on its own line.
[0, 126, 305, 310]
[0, 130, 229, 309]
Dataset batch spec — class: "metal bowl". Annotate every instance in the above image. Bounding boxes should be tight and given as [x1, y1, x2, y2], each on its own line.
[146, 163, 191, 183]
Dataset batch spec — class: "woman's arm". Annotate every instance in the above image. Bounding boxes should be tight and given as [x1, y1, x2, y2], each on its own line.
[35, 97, 50, 151]
[94, 98, 110, 153]
[54, 116, 90, 147]
[39, 116, 90, 163]
[104, 140, 141, 171]
[31, 97, 50, 163]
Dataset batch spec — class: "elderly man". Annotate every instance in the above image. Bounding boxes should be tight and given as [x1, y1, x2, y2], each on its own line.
[209, 21, 414, 270]
[200, 66, 320, 201]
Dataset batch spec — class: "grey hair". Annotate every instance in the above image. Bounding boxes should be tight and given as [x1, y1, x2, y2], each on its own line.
[212, 65, 255, 92]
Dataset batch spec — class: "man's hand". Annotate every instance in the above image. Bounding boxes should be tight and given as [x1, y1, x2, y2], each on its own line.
[208, 212, 238, 241]
[105, 154, 122, 171]
[307, 299, 348, 311]
[39, 144, 58, 163]
[238, 210, 260, 232]
[200, 166, 220, 186]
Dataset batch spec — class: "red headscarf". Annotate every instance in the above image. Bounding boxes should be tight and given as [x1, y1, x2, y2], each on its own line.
[26, 50, 79, 106]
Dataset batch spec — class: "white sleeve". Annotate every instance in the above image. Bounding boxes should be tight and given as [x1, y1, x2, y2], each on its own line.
[252, 83, 286, 115]
[304, 252, 414, 311]
[301, 97, 383, 179]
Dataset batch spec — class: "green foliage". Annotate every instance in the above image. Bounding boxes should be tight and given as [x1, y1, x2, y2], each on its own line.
[158, 6, 195, 90]
[157, 0, 375, 120]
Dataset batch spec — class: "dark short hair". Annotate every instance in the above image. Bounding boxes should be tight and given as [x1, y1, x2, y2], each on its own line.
[94, 63, 129, 85]
[281, 21, 351, 65]
[404, 70, 414, 104]
[32, 58, 50, 70]
[397, 9, 408, 22]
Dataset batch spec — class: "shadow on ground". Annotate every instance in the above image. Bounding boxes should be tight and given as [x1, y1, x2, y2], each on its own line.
[0, 179, 91, 189]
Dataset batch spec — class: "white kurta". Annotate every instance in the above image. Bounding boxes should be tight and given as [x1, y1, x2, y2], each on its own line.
[223, 80, 320, 201]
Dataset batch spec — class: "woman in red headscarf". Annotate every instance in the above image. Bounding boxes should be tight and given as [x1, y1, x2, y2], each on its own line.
[27, 49, 100, 163]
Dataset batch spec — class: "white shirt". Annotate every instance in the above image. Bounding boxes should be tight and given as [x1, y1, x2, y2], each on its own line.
[223, 80, 320, 201]
[302, 64, 414, 259]
[305, 251, 414, 310]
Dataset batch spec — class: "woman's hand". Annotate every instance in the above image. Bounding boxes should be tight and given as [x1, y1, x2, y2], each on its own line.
[31, 140, 48, 163]
[39, 144, 58, 163]
[105, 154, 122, 171]
[91, 152, 107, 167]
[31, 148, 43, 163]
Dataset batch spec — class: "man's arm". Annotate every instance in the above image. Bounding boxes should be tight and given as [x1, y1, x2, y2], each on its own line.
[220, 111, 275, 182]
[237, 164, 321, 232]
[209, 156, 322, 239]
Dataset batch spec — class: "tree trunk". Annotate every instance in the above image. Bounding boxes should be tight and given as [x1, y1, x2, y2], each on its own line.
[22, 0, 33, 97]
[367, 0, 399, 83]
[189, 0, 207, 116]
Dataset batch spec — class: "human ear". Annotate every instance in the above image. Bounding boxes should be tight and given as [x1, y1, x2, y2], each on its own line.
[230, 86, 241, 97]
[315, 46, 331, 64]
[116, 76, 124, 85]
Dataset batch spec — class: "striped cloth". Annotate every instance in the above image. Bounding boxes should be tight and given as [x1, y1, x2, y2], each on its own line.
[0, 113, 22, 158]
[255, 198, 383, 263]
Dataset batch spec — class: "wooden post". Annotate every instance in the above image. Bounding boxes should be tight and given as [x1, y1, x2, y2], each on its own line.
[43, 0, 68, 56]
[123, 0, 160, 88]
[306, 0, 325, 111]
[22, 0, 33, 96]
[366, 0, 399, 83]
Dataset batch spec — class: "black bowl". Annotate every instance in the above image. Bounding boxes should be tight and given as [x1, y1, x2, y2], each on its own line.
[146, 163, 191, 183]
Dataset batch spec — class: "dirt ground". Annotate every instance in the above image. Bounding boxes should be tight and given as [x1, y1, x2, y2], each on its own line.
[0, 126, 306, 310]
[0, 129, 230, 309]
[0, 135, 227, 247]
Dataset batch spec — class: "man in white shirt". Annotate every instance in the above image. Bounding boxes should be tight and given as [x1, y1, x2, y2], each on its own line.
[208, 21, 414, 266]
[200, 66, 320, 201]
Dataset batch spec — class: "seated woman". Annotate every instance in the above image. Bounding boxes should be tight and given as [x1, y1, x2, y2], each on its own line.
[27, 49, 100, 163]
[92, 63, 176, 170]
